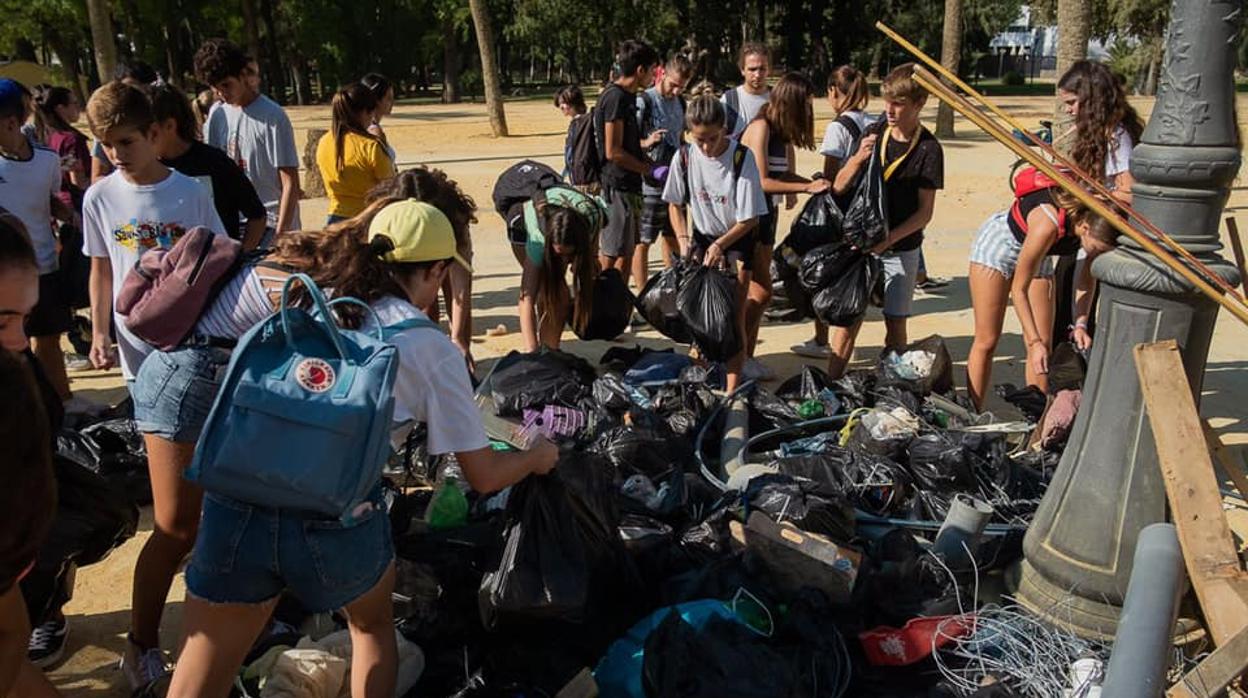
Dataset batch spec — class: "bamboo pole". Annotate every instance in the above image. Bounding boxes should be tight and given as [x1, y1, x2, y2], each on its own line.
[908, 66, 1248, 328]
[877, 21, 1245, 303]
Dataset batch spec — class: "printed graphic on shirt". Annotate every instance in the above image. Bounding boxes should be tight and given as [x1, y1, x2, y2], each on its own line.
[111, 220, 189, 251]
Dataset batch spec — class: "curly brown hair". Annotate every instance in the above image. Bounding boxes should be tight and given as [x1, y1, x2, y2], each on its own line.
[193, 38, 250, 86]
[763, 72, 816, 150]
[1058, 61, 1145, 180]
[366, 167, 477, 252]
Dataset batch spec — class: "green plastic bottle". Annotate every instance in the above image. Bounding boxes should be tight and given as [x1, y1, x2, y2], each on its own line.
[797, 399, 826, 420]
[425, 478, 469, 530]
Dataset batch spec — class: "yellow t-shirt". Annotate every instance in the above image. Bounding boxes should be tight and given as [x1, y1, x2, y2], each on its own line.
[316, 131, 395, 218]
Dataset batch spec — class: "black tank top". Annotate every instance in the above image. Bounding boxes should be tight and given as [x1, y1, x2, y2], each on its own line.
[1007, 189, 1081, 256]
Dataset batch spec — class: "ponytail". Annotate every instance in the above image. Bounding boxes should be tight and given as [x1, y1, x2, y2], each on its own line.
[828, 65, 868, 114]
[686, 87, 726, 130]
[330, 82, 380, 170]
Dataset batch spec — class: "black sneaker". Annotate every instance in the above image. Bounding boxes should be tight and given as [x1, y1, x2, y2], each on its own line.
[28, 617, 68, 668]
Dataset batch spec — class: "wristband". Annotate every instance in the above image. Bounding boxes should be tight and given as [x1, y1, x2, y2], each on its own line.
[1074, 320, 1088, 330]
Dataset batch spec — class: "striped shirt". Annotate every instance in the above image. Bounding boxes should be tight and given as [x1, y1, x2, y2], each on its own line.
[194, 266, 285, 340]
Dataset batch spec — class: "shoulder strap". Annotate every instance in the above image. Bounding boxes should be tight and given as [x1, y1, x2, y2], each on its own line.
[725, 87, 740, 111]
[878, 126, 923, 182]
[730, 142, 749, 181]
[382, 316, 442, 340]
[835, 114, 861, 142]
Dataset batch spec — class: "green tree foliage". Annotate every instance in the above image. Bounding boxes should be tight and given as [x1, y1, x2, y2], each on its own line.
[0, 0, 1096, 105]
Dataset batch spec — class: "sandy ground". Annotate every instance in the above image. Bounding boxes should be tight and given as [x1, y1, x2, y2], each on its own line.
[50, 93, 1248, 695]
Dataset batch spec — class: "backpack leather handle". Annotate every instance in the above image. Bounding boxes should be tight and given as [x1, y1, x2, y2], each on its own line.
[279, 273, 350, 360]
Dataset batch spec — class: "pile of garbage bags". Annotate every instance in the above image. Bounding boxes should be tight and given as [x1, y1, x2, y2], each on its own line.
[357, 333, 1082, 697]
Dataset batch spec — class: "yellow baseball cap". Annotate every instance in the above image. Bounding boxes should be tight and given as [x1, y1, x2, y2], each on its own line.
[367, 199, 472, 272]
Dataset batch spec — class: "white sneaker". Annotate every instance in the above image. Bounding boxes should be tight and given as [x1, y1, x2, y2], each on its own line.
[743, 358, 777, 382]
[119, 636, 170, 691]
[64, 353, 93, 372]
[790, 340, 832, 359]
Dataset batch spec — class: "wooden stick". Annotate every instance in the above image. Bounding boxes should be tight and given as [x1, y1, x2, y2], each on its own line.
[877, 21, 1245, 303]
[1227, 217, 1247, 297]
[1136, 340, 1248, 647]
[1166, 624, 1248, 698]
[910, 67, 1248, 328]
[1202, 420, 1248, 503]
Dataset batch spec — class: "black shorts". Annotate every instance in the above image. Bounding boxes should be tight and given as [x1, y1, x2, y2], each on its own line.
[27, 271, 73, 337]
[690, 229, 758, 272]
[756, 199, 778, 247]
[639, 192, 675, 244]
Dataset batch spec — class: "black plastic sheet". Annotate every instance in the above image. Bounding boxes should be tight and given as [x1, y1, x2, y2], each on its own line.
[489, 349, 597, 417]
[636, 261, 692, 343]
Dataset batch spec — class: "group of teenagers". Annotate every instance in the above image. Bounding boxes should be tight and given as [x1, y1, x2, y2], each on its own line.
[0, 33, 1140, 698]
[539, 40, 1129, 403]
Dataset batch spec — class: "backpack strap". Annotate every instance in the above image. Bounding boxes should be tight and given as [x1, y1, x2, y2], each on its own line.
[724, 87, 741, 132]
[730, 142, 749, 181]
[835, 113, 862, 143]
[382, 316, 443, 340]
[680, 143, 692, 206]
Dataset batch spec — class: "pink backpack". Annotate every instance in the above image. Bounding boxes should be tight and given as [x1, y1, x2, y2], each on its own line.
[116, 227, 242, 351]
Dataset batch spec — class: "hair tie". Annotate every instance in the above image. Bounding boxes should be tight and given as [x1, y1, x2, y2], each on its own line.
[369, 235, 395, 257]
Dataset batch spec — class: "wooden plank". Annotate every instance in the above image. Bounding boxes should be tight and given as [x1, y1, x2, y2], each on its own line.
[1135, 340, 1248, 647]
[1228, 217, 1248, 297]
[1166, 624, 1248, 698]
[1203, 419, 1248, 503]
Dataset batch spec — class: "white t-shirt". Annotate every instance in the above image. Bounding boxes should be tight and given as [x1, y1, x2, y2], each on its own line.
[82, 169, 226, 378]
[723, 86, 770, 139]
[662, 139, 768, 238]
[363, 295, 489, 456]
[819, 110, 879, 161]
[0, 146, 62, 273]
[1105, 125, 1134, 185]
[204, 94, 300, 229]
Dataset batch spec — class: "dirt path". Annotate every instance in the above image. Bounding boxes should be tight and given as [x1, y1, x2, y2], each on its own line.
[51, 93, 1248, 695]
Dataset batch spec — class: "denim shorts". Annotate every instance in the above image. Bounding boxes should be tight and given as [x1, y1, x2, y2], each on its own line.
[969, 211, 1057, 280]
[186, 492, 394, 613]
[132, 346, 231, 443]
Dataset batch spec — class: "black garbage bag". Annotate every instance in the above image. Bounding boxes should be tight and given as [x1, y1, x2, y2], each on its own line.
[875, 335, 955, 396]
[801, 245, 882, 327]
[906, 434, 975, 492]
[776, 366, 833, 404]
[489, 349, 597, 416]
[747, 386, 800, 432]
[743, 473, 856, 543]
[774, 449, 913, 518]
[22, 453, 140, 624]
[855, 528, 961, 628]
[573, 268, 633, 341]
[842, 130, 889, 250]
[592, 373, 640, 412]
[771, 248, 813, 321]
[1047, 341, 1087, 394]
[847, 407, 919, 462]
[830, 371, 875, 411]
[595, 422, 693, 479]
[642, 613, 796, 698]
[996, 383, 1048, 422]
[677, 266, 742, 362]
[636, 261, 692, 343]
[872, 385, 922, 415]
[74, 419, 152, 505]
[479, 452, 627, 627]
[787, 191, 845, 254]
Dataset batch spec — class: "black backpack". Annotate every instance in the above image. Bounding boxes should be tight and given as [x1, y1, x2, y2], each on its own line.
[569, 110, 602, 187]
[492, 160, 562, 233]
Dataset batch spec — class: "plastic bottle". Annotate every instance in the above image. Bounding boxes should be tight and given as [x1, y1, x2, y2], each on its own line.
[425, 477, 469, 530]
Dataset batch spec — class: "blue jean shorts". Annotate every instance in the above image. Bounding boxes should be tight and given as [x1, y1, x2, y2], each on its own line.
[132, 346, 231, 443]
[186, 492, 394, 612]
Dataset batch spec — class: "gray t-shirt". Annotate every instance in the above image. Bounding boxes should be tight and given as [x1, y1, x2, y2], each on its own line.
[638, 87, 685, 195]
[722, 86, 770, 139]
[662, 139, 767, 238]
[204, 94, 300, 229]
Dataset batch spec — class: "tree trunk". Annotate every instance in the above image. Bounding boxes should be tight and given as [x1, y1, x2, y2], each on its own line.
[162, 1, 184, 85]
[756, 0, 766, 42]
[45, 30, 86, 105]
[1053, 0, 1090, 155]
[85, 0, 117, 84]
[442, 18, 462, 104]
[934, 0, 962, 139]
[1142, 42, 1163, 96]
[258, 0, 287, 102]
[240, 0, 264, 70]
[468, 0, 509, 136]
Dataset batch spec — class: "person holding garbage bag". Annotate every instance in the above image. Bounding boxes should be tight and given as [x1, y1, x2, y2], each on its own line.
[663, 91, 769, 393]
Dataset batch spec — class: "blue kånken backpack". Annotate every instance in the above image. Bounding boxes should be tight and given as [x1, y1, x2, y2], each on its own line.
[188, 274, 436, 522]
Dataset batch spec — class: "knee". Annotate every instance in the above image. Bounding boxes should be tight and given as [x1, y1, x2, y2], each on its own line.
[748, 281, 772, 304]
[970, 334, 1000, 356]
